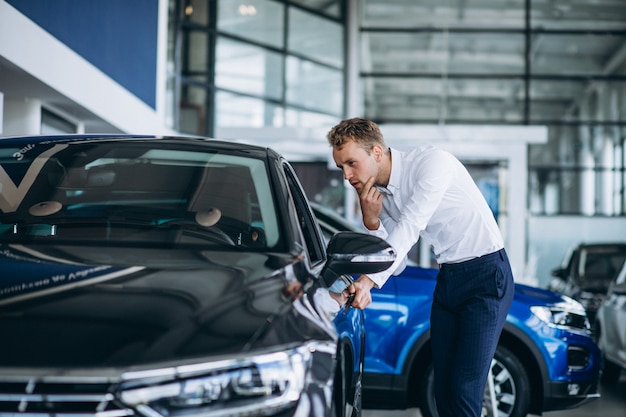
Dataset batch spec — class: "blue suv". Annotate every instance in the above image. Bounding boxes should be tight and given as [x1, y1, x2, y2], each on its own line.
[314, 203, 601, 417]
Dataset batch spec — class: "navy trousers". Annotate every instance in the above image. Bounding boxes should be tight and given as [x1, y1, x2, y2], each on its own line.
[430, 248, 514, 417]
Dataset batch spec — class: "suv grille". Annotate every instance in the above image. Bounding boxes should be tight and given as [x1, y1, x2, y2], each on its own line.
[0, 379, 133, 417]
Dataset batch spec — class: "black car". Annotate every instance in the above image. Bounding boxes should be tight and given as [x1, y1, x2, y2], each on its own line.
[548, 242, 626, 326]
[0, 134, 396, 417]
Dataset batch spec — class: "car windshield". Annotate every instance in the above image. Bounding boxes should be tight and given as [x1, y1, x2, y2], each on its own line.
[578, 246, 626, 286]
[0, 140, 280, 249]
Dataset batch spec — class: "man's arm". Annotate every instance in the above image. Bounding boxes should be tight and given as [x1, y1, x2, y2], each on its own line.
[359, 176, 383, 230]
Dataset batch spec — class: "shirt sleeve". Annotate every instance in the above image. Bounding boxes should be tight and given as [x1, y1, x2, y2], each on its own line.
[365, 149, 454, 288]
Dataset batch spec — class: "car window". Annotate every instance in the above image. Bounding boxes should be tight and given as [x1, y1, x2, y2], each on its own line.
[283, 164, 325, 264]
[616, 261, 626, 285]
[579, 247, 626, 283]
[0, 142, 280, 249]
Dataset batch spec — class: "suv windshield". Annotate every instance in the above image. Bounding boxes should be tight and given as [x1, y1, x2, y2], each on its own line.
[577, 246, 626, 289]
[0, 141, 279, 249]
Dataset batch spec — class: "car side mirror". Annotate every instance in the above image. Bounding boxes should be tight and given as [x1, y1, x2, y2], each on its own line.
[321, 231, 396, 288]
[551, 268, 567, 280]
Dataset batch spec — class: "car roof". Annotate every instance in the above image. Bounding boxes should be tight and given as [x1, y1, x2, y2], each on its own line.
[0, 134, 279, 159]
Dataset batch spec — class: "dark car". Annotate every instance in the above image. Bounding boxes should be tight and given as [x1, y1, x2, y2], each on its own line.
[595, 260, 626, 384]
[0, 134, 397, 417]
[548, 242, 626, 326]
[311, 202, 602, 417]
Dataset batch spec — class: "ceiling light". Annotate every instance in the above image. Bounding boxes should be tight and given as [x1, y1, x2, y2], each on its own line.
[238, 5, 257, 16]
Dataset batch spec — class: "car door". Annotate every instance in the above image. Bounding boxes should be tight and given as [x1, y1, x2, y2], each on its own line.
[603, 263, 626, 365]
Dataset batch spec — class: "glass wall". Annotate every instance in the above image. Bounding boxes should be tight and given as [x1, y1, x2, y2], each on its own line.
[168, 0, 345, 134]
[360, 0, 626, 217]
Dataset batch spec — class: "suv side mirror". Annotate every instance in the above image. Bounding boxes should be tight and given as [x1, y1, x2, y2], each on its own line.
[551, 268, 568, 280]
[321, 231, 396, 287]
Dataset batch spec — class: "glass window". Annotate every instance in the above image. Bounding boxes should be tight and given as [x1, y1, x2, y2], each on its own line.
[530, 34, 626, 76]
[286, 56, 343, 115]
[530, 0, 626, 30]
[289, 0, 342, 18]
[185, 30, 209, 72]
[217, 0, 284, 48]
[363, 77, 525, 123]
[41, 109, 76, 134]
[179, 84, 208, 135]
[215, 91, 284, 128]
[361, 0, 525, 29]
[284, 109, 338, 128]
[288, 7, 343, 68]
[529, 125, 626, 216]
[284, 163, 325, 263]
[183, 0, 210, 25]
[530, 80, 626, 123]
[362, 32, 525, 75]
[215, 37, 284, 100]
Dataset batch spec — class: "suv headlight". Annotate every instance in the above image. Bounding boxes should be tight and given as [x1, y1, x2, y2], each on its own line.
[119, 342, 334, 417]
[530, 296, 590, 332]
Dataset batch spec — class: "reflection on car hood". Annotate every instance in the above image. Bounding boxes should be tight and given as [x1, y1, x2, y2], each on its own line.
[0, 244, 329, 368]
[513, 282, 570, 306]
[403, 265, 571, 307]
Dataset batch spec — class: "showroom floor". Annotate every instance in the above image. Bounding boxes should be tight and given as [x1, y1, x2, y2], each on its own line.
[363, 373, 626, 417]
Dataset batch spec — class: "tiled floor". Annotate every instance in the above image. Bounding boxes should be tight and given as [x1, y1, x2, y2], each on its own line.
[362, 374, 626, 417]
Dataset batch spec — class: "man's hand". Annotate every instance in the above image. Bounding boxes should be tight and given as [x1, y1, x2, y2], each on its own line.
[344, 275, 377, 309]
[359, 177, 383, 230]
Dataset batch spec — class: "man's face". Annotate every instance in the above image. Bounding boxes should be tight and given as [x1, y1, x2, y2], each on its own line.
[332, 140, 378, 192]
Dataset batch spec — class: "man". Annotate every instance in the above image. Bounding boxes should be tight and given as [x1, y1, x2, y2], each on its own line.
[326, 118, 514, 417]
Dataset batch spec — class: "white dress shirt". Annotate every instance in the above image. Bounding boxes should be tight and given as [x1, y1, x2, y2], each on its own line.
[366, 145, 504, 288]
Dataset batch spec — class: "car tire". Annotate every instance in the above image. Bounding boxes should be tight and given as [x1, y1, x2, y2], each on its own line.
[600, 358, 622, 385]
[420, 345, 531, 417]
[332, 345, 361, 417]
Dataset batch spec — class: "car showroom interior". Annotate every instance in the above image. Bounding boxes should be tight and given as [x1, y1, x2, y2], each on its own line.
[0, 1, 625, 417]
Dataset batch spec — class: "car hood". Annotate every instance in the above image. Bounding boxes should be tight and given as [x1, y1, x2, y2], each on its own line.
[513, 282, 573, 305]
[403, 265, 573, 307]
[0, 243, 331, 368]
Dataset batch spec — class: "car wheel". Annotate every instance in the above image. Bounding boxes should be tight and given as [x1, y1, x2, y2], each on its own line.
[420, 345, 530, 417]
[332, 346, 361, 417]
[600, 358, 622, 385]
[350, 355, 363, 417]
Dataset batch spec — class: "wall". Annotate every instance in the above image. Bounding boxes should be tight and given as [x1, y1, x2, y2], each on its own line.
[6, 0, 159, 109]
[0, 0, 174, 135]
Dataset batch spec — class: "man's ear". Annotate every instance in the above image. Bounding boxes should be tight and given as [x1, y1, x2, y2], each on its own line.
[372, 144, 384, 161]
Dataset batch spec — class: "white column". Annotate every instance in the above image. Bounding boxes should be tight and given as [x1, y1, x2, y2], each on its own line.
[599, 137, 614, 215]
[579, 132, 595, 216]
[1, 97, 41, 137]
[345, 0, 361, 118]
[615, 141, 623, 215]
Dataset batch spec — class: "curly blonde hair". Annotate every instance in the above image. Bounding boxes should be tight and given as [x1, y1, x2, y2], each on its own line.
[327, 118, 388, 154]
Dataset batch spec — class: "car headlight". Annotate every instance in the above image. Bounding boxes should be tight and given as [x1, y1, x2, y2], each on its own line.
[119, 342, 334, 417]
[530, 296, 590, 331]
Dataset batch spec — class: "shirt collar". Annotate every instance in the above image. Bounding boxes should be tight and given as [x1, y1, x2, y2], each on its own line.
[385, 147, 403, 194]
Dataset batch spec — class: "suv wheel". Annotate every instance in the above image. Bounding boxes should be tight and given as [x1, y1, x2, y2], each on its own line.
[600, 358, 622, 385]
[420, 345, 530, 417]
